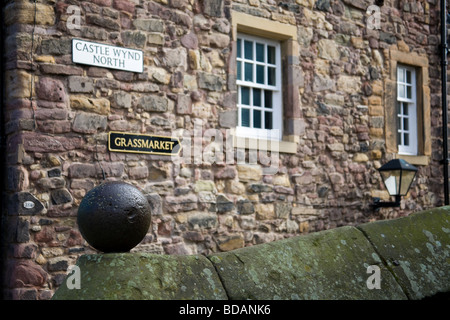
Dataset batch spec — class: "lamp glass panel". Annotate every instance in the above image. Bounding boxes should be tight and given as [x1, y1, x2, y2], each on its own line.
[400, 170, 416, 196]
[380, 170, 401, 196]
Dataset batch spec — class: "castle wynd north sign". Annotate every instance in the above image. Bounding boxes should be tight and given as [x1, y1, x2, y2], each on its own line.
[72, 39, 144, 73]
[108, 132, 181, 156]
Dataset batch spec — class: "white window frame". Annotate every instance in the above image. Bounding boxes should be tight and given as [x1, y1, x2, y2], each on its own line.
[397, 65, 418, 155]
[236, 33, 282, 140]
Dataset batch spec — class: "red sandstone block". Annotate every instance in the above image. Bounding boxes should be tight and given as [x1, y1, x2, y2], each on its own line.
[21, 132, 83, 153]
[40, 64, 83, 76]
[92, 0, 113, 6]
[113, 0, 135, 13]
[9, 260, 48, 288]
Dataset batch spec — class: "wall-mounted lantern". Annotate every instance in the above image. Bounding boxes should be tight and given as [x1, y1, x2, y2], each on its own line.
[372, 159, 418, 209]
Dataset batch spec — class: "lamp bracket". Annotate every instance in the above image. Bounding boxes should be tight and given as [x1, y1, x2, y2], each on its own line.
[371, 195, 401, 210]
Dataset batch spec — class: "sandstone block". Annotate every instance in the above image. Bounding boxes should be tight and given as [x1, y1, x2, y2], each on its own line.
[86, 14, 120, 31]
[21, 133, 82, 153]
[337, 75, 362, 94]
[203, 0, 223, 17]
[165, 194, 198, 212]
[137, 95, 168, 112]
[128, 166, 149, 180]
[237, 164, 262, 182]
[237, 199, 255, 215]
[275, 202, 292, 219]
[317, 39, 340, 60]
[40, 64, 83, 76]
[219, 110, 237, 128]
[72, 113, 107, 134]
[6, 70, 33, 100]
[187, 212, 218, 230]
[255, 203, 275, 220]
[113, 0, 135, 13]
[353, 153, 369, 162]
[121, 30, 147, 48]
[181, 33, 199, 49]
[163, 47, 188, 70]
[194, 180, 217, 193]
[216, 234, 245, 251]
[198, 72, 224, 91]
[68, 76, 94, 93]
[40, 38, 71, 55]
[70, 96, 111, 115]
[111, 91, 132, 109]
[176, 94, 192, 115]
[216, 195, 234, 213]
[51, 189, 73, 205]
[147, 33, 165, 45]
[5, 2, 55, 25]
[10, 260, 48, 288]
[37, 77, 66, 102]
[133, 19, 165, 32]
[69, 163, 96, 178]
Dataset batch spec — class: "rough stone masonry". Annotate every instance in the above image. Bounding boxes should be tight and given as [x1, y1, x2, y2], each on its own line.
[1, 0, 447, 299]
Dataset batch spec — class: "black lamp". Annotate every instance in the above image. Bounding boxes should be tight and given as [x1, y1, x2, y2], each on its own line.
[372, 159, 418, 208]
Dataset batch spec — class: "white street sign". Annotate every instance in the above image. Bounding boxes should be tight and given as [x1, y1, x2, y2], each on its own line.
[72, 39, 144, 73]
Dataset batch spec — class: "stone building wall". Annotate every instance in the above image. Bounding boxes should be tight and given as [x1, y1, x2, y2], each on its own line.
[1, 0, 446, 299]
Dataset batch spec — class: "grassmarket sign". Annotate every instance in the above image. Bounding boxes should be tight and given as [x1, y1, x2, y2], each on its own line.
[108, 132, 181, 156]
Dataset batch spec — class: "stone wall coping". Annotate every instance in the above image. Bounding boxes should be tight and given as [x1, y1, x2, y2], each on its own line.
[52, 206, 450, 300]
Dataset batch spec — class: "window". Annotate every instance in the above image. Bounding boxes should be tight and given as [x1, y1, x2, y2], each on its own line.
[236, 34, 282, 140]
[231, 11, 300, 154]
[384, 48, 431, 166]
[397, 65, 418, 155]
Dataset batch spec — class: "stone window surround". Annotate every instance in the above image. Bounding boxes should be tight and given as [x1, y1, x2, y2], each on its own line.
[384, 49, 431, 166]
[229, 11, 301, 154]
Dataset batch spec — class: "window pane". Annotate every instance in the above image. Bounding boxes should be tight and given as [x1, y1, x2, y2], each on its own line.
[244, 40, 253, 60]
[398, 68, 404, 82]
[245, 62, 253, 82]
[267, 46, 275, 64]
[398, 132, 402, 145]
[404, 133, 409, 146]
[268, 67, 276, 86]
[241, 108, 250, 127]
[403, 118, 409, 131]
[241, 87, 250, 105]
[397, 116, 402, 130]
[253, 88, 261, 106]
[403, 102, 408, 115]
[253, 110, 261, 128]
[237, 39, 241, 58]
[264, 90, 272, 108]
[237, 61, 241, 80]
[265, 111, 273, 129]
[406, 70, 411, 84]
[256, 43, 264, 62]
[407, 86, 412, 99]
[398, 84, 405, 99]
[256, 65, 264, 84]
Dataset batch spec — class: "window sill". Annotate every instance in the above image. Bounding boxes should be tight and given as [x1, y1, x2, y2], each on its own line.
[395, 154, 429, 166]
[232, 135, 298, 154]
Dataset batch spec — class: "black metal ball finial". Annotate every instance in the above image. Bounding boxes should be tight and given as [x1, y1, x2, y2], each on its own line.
[77, 181, 152, 253]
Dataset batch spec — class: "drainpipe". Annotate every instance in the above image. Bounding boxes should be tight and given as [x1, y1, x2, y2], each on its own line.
[0, 1, 6, 299]
[441, 0, 449, 205]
